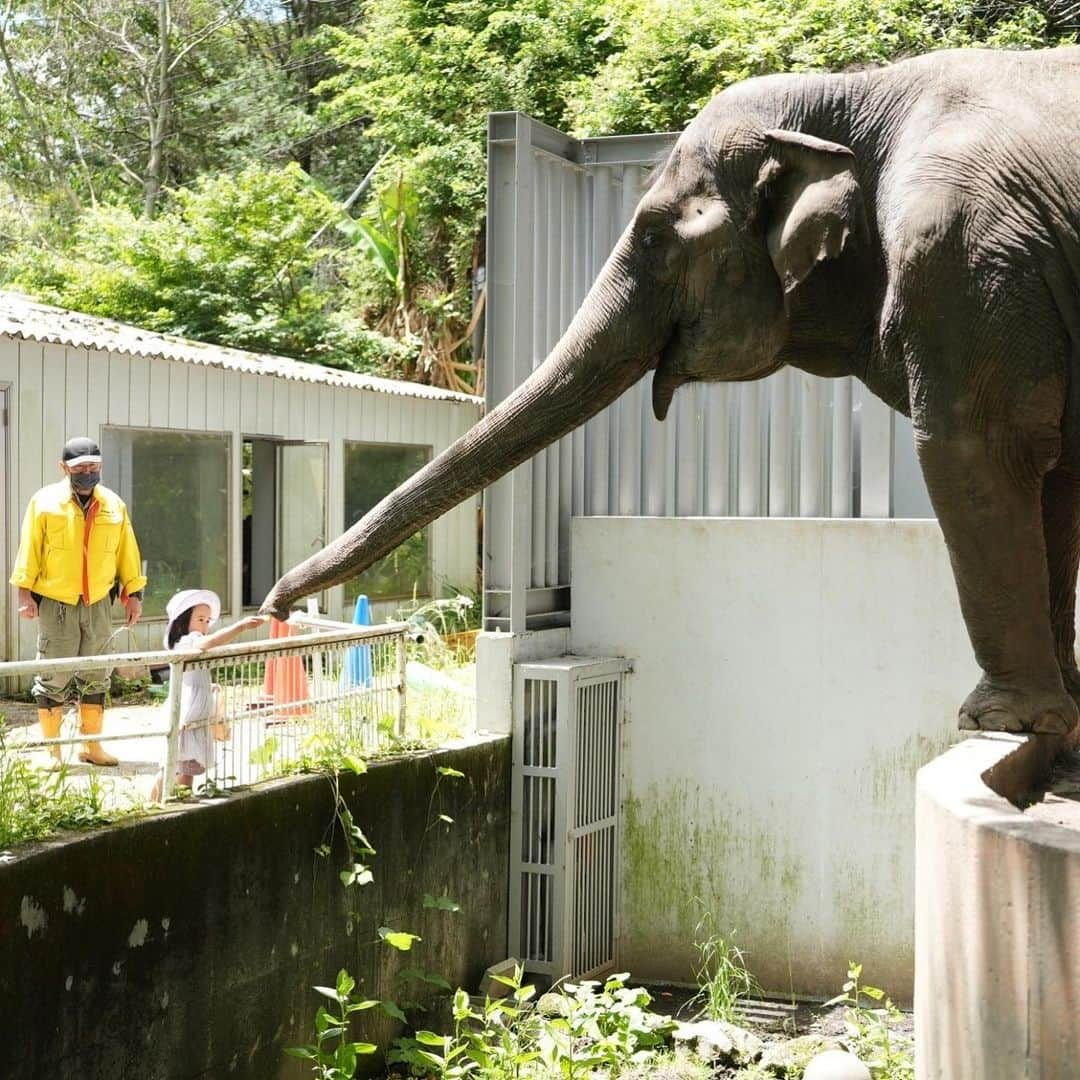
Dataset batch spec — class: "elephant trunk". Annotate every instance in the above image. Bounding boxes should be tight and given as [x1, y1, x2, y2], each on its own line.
[261, 251, 662, 618]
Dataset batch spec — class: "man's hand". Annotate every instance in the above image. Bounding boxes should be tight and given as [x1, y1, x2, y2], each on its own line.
[124, 596, 142, 626]
[17, 588, 37, 620]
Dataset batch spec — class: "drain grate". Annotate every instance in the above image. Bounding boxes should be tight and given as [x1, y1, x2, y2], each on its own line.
[734, 999, 801, 1032]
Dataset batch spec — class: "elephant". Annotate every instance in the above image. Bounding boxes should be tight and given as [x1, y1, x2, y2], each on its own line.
[264, 45, 1080, 736]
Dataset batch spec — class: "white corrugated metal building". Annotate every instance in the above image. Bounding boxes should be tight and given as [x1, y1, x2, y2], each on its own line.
[0, 291, 483, 662]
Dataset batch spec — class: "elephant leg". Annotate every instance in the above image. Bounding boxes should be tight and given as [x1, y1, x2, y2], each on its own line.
[1042, 467, 1080, 711]
[916, 432, 1078, 735]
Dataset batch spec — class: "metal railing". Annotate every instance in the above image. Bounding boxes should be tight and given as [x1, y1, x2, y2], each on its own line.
[1, 613, 410, 801]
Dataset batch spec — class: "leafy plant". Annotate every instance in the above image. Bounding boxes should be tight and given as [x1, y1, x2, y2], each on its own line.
[310, 760, 377, 897]
[286, 968, 379, 1079]
[390, 968, 677, 1079]
[688, 911, 760, 1024]
[825, 963, 914, 1080]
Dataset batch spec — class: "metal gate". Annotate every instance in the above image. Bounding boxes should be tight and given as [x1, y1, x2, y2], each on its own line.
[509, 656, 629, 980]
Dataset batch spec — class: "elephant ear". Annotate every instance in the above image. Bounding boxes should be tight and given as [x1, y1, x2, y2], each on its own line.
[756, 129, 865, 293]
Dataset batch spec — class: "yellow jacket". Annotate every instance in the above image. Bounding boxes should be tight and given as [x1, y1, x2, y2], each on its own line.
[10, 481, 147, 606]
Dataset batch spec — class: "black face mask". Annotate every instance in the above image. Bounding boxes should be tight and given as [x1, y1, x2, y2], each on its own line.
[70, 470, 101, 492]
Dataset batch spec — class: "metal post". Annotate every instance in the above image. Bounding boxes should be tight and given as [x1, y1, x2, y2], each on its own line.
[307, 597, 324, 698]
[161, 659, 184, 803]
[396, 633, 407, 738]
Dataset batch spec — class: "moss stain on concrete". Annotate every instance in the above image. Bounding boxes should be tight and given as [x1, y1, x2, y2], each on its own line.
[621, 781, 803, 987]
[865, 729, 961, 805]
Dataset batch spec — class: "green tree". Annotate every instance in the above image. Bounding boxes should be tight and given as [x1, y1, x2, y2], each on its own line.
[317, 0, 1074, 392]
[564, 0, 1074, 136]
[8, 163, 412, 374]
[316, 0, 622, 388]
[3, 0, 1075, 394]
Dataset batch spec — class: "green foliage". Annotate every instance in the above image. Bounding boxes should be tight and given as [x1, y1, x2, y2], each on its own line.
[379, 926, 423, 951]
[390, 968, 678, 1078]
[399, 591, 479, 665]
[7, 163, 409, 375]
[688, 912, 760, 1024]
[285, 968, 379, 1079]
[617, 1048, 713, 1079]
[825, 962, 914, 1080]
[4, 0, 1072, 396]
[310, 760, 378, 903]
[317, 0, 624, 356]
[563, 0, 1073, 136]
[0, 723, 144, 850]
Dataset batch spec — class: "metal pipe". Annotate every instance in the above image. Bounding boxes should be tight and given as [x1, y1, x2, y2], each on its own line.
[396, 633, 407, 738]
[161, 658, 184, 804]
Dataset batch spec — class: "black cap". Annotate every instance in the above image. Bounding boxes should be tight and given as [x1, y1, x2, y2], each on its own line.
[61, 437, 102, 466]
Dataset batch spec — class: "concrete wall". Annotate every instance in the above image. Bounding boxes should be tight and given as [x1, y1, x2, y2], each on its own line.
[475, 627, 571, 734]
[0, 738, 510, 1080]
[569, 517, 977, 999]
[915, 734, 1080, 1079]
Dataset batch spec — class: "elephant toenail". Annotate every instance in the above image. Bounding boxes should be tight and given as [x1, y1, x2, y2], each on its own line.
[980, 710, 1024, 733]
[1034, 712, 1068, 734]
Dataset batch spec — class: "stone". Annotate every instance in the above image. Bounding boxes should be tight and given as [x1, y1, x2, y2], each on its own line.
[536, 991, 571, 1018]
[759, 1034, 841, 1075]
[478, 957, 520, 1000]
[672, 1018, 763, 1066]
[803, 1049, 872, 1080]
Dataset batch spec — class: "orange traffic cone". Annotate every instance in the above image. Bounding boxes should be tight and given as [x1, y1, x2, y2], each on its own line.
[262, 617, 287, 699]
[263, 618, 310, 717]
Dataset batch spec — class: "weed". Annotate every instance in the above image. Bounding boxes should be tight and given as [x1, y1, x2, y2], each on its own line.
[285, 968, 379, 1079]
[825, 963, 914, 1080]
[390, 968, 677, 1079]
[397, 591, 478, 669]
[688, 911, 760, 1024]
[0, 722, 145, 850]
[617, 1046, 713, 1078]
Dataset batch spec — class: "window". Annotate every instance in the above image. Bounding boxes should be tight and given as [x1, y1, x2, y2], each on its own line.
[242, 438, 327, 608]
[102, 428, 229, 617]
[343, 442, 432, 603]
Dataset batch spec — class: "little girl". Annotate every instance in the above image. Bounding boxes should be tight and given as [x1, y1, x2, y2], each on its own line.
[152, 588, 266, 798]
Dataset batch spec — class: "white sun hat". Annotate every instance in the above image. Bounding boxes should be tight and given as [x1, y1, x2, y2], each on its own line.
[164, 588, 221, 646]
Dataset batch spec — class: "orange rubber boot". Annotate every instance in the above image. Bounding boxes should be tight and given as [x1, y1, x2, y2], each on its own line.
[37, 706, 64, 764]
[78, 702, 118, 766]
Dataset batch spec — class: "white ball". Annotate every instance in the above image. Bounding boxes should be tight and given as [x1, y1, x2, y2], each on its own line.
[803, 1049, 872, 1080]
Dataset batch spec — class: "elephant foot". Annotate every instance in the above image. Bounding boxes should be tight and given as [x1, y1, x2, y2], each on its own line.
[1058, 667, 1080, 748]
[958, 678, 1079, 735]
[1060, 665, 1080, 710]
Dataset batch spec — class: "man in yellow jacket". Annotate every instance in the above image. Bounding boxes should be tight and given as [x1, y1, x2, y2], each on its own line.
[10, 436, 147, 766]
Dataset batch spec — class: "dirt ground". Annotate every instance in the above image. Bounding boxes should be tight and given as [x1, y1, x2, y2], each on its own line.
[641, 982, 914, 1077]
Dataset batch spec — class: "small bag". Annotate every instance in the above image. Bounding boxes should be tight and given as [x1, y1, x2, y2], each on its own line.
[210, 684, 230, 742]
[105, 625, 149, 683]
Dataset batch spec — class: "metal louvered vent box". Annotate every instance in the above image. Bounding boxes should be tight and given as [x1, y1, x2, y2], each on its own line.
[509, 655, 631, 981]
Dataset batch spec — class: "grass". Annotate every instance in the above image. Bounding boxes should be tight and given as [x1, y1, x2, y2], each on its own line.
[0, 722, 147, 851]
[688, 911, 760, 1024]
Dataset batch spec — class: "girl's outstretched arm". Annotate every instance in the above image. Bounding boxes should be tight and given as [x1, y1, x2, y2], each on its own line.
[195, 614, 268, 651]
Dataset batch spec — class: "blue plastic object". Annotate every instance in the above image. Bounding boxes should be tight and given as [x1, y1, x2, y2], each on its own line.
[341, 594, 373, 687]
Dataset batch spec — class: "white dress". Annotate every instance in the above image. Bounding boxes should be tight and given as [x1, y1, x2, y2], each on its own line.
[175, 631, 215, 772]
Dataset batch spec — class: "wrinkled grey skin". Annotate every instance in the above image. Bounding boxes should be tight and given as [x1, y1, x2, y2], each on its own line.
[265, 47, 1080, 736]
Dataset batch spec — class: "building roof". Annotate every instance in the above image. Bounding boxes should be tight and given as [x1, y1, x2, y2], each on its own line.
[0, 290, 482, 405]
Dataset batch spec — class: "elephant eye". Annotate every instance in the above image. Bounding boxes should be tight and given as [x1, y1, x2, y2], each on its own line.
[641, 228, 660, 249]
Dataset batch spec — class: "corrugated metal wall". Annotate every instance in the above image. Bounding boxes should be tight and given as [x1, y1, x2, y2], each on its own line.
[484, 112, 931, 632]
